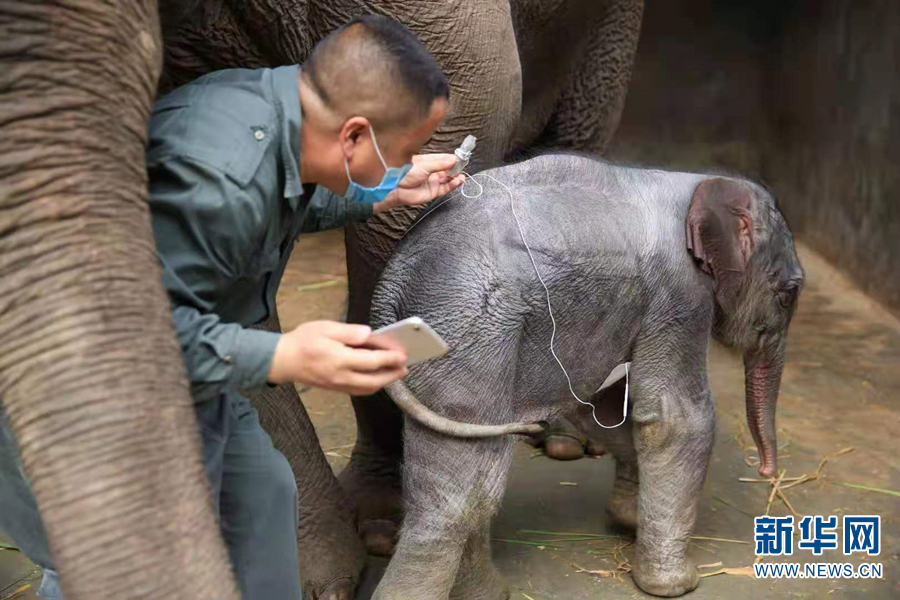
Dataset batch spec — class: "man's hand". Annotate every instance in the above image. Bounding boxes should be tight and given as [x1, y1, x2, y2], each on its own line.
[268, 321, 408, 396]
[374, 153, 466, 213]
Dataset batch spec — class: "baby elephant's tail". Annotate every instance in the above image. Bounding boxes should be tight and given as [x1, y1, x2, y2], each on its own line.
[385, 381, 546, 438]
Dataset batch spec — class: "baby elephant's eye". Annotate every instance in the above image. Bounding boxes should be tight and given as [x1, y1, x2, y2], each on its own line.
[777, 288, 795, 309]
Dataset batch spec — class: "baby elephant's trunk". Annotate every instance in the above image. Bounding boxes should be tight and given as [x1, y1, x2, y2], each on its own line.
[743, 339, 786, 478]
[385, 381, 545, 437]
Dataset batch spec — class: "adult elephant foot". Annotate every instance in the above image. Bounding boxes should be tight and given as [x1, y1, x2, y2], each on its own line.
[316, 577, 357, 600]
[339, 440, 404, 557]
[337, 388, 407, 556]
[296, 504, 368, 600]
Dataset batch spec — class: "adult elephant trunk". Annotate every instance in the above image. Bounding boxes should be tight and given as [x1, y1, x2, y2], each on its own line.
[0, 1, 236, 597]
[743, 338, 786, 478]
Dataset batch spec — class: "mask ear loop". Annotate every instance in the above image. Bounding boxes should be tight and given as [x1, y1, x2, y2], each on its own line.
[344, 158, 355, 187]
[367, 124, 390, 171]
[479, 172, 628, 430]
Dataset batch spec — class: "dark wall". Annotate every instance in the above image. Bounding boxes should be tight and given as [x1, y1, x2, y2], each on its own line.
[609, 0, 900, 314]
[768, 1, 899, 312]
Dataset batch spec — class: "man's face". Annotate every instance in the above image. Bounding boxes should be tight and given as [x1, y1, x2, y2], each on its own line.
[345, 97, 448, 188]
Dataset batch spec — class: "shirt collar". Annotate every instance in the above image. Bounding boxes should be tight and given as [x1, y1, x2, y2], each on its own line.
[272, 65, 304, 209]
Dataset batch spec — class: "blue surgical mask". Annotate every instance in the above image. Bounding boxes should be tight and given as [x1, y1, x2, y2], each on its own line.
[344, 125, 413, 203]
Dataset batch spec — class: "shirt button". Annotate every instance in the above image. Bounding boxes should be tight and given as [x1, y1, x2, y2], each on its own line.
[223, 355, 233, 363]
[253, 130, 266, 141]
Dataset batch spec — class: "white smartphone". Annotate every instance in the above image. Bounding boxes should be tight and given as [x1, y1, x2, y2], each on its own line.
[369, 317, 450, 366]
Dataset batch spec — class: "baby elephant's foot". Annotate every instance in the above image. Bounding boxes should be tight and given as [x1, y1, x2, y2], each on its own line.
[605, 475, 638, 531]
[632, 541, 700, 597]
[450, 571, 510, 600]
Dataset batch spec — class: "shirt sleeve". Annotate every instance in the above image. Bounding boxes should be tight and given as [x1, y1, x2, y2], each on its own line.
[301, 185, 374, 233]
[149, 157, 282, 403]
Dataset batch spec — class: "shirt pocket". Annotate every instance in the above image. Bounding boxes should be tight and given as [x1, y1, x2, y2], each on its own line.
[177, 102, 275, 189]
[221, 124, 273, 187]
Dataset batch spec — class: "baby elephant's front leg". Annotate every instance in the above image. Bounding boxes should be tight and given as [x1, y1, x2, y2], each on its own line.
[631, 377, 715, 597]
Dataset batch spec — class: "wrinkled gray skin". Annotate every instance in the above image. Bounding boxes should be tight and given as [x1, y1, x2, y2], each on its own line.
[2, 1, 642, 598]
[340, 0, 643, 584]
[368, 154, 803, 598]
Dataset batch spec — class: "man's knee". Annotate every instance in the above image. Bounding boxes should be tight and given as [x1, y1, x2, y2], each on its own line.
[38, 568, 63, 600]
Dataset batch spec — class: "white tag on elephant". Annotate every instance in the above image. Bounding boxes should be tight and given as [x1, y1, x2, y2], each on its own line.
[595, 362, 632, 393]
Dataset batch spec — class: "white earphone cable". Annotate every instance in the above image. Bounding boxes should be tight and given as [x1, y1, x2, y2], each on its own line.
[458, 172, 629, 429]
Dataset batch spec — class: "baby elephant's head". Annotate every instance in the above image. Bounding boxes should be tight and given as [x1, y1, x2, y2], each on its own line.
[686, 177, 804, 478]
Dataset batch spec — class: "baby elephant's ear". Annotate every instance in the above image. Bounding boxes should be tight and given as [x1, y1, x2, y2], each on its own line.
[686, 178, 755, 289]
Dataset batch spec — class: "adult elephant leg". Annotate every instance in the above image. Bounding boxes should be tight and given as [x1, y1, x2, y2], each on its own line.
[535, 0, 644, 153]
[249, 312, 366, 600]
[0, 1, 236, 598]
[341, 0, 523, 556]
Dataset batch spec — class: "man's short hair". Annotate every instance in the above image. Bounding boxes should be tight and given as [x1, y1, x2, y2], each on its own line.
[303, 14, 450, 130]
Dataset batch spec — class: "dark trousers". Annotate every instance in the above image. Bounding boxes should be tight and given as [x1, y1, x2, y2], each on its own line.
[0, 393, 302, 600]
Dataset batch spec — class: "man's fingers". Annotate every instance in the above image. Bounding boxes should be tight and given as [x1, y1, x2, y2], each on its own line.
[320, 321, 372, 346]
[344, 366, 409, 395]
[434, 175, 465, 197]
[342, 346, 407, 372]
[413, 153, 457, 173]
[437, 173, 464, 184]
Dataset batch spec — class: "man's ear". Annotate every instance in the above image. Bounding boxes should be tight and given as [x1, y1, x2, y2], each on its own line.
[339, 117, 370, 159]
[686, 178, 756, 295]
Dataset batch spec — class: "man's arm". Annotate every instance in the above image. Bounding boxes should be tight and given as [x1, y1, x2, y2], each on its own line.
[150, 158, 281, 403]
[299, 154, 465, 233]
[301, 186, 373, 233]
[171, 307, 280, 403]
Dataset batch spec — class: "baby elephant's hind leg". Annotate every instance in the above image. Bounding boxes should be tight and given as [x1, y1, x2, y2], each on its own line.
[451, 521, 510, 600]
[579, 379, 640, 531]
[372, 421, 514, 600]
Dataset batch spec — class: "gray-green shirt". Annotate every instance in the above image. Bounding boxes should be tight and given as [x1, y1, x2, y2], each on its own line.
[147, 65, 373, 403]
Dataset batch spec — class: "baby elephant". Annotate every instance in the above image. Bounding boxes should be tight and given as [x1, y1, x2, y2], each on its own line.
[370, 154, 803, 599]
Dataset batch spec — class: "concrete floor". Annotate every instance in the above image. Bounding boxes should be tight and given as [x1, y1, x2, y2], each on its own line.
[2, 229, 898, 599]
